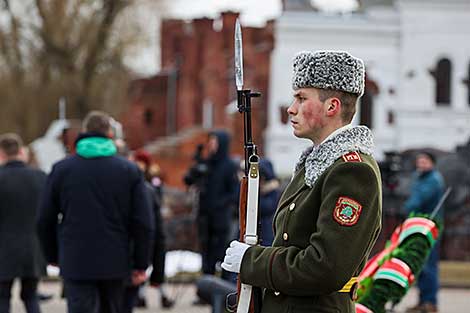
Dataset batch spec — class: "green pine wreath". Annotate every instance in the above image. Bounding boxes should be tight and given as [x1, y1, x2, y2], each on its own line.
[356, 214, 442, 313]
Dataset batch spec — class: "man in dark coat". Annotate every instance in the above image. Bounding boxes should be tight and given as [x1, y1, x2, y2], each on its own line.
[222, 51, 382, 313]
[0, 133, 46, 313]
[37, 111, 154, 313]
[198, 130, 239, 277]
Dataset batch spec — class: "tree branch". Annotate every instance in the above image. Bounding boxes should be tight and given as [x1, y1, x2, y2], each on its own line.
[78, 0, 128, 115]
[0, 0, 25, 81]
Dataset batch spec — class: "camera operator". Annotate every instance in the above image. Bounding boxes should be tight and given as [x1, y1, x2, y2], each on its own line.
[184, 130, 239, 283]
[184, 144, 209, 192]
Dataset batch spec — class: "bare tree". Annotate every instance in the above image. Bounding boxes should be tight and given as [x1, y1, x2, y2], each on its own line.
[0, 0, 165, 141]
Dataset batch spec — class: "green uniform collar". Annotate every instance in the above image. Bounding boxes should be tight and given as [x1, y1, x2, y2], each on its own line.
[76, 137, 117, 158]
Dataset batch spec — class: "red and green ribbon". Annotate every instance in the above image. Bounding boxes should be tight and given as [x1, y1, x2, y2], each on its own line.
[373, 258, 414, 289]
[398, 217, 438, 247]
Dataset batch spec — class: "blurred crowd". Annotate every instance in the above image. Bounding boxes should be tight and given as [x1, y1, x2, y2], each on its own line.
[0, 110, 282, 313]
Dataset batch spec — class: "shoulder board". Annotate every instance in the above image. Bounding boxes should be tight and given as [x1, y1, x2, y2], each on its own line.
[342, 151, 362, 163]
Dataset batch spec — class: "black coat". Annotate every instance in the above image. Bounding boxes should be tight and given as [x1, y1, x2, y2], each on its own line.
[37, 152, 154, 280]
[0, 161, 47, 280]
[199, 130, 239, 229]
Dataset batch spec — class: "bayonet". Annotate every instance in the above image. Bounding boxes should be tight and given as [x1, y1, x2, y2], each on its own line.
[235, 19, 244, 91]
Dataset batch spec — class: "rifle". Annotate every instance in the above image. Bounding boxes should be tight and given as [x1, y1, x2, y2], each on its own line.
[234, 18, 262, 313]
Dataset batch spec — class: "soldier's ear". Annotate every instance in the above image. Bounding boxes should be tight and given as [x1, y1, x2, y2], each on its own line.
[326, 97, 341, 117]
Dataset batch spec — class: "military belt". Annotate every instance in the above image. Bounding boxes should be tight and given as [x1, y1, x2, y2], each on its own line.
[338, 277, 357, 292]
[272, 277, 359, 299]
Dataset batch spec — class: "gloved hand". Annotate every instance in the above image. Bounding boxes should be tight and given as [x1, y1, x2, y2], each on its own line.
[221, 240, 250, 273]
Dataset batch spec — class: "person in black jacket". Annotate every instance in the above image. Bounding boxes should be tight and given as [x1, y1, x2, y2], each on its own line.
[197, 130, 239, 278]
[37, 111, 154, 313]
[0, 133, 46, 313]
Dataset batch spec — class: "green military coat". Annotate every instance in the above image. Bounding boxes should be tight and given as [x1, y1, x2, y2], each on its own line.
[240, 145, 382, 313]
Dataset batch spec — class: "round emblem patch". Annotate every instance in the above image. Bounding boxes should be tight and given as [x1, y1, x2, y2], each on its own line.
[333, 196, 363, 226]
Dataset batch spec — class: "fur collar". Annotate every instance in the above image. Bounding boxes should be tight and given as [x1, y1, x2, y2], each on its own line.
[294, 126, 374, 187]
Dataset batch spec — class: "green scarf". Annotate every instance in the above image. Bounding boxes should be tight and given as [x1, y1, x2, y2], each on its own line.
[76, 137, 117, 158]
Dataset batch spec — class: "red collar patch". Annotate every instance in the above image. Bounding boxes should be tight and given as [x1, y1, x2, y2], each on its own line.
[342, 151, 362, 163]
[333, 196, 363, 226]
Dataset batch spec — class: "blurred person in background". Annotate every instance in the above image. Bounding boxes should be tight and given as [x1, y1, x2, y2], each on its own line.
[404, 152, 445, 313]
[0, 133, 46, 313]
[115, 141, 158, 313]
[183, 130, 239, 304]
[129, 149, 174, 310]
[195, 131, 239, 278]
[37, 111, 154, 313]
[12, 144, 54, 303]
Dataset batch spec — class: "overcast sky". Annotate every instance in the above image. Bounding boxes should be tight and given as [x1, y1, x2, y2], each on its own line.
[126, 0, 357, 75]
[164, 0, 358, 25]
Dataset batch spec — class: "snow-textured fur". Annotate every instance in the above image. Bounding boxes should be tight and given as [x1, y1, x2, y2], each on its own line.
[294, 126, 374, 187]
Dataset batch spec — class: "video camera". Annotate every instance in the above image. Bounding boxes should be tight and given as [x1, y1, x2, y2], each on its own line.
[183, 144, 209, 187]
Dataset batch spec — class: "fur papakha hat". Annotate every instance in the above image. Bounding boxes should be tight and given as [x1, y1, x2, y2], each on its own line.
[292, 51, 365, 96]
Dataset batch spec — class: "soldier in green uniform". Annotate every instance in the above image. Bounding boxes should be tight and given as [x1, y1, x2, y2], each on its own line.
[222, 51, 382, 313]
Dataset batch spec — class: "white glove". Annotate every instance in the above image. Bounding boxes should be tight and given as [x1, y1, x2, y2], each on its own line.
[221, 240, 250, 273]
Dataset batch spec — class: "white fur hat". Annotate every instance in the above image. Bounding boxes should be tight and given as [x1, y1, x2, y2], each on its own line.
[292, 51, 365, 96]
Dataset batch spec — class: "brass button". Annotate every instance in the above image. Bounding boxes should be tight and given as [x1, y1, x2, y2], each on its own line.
[289, 203, 295, 211]
[283, 232, 289, 241]
[274, 291, 280, 296]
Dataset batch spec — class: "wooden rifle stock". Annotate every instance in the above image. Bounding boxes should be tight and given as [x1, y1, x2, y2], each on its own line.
[238, 177, 248, 244]
[236, 177, 254, 311]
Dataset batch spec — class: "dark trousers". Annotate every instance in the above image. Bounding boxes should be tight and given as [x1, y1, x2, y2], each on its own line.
[122, 286, 138, 313]
[418, 241, 440, 305]
[0, 278, 41, 313]
[64, 279, 124, 313]
[196, 275, 237, 313]
[200, 223, 229, 276]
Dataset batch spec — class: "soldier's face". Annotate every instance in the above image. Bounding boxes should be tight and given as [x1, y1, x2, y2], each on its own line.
[287, 88, 327, 142]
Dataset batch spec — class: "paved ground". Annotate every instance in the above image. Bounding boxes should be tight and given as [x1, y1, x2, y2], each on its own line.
[9, 281, 470, 312]
[11, 281, 211, 313]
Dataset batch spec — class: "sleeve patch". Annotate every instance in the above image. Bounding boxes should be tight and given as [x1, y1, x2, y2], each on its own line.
[342, 151, 362, 163]
[333, 196, 363, 226]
